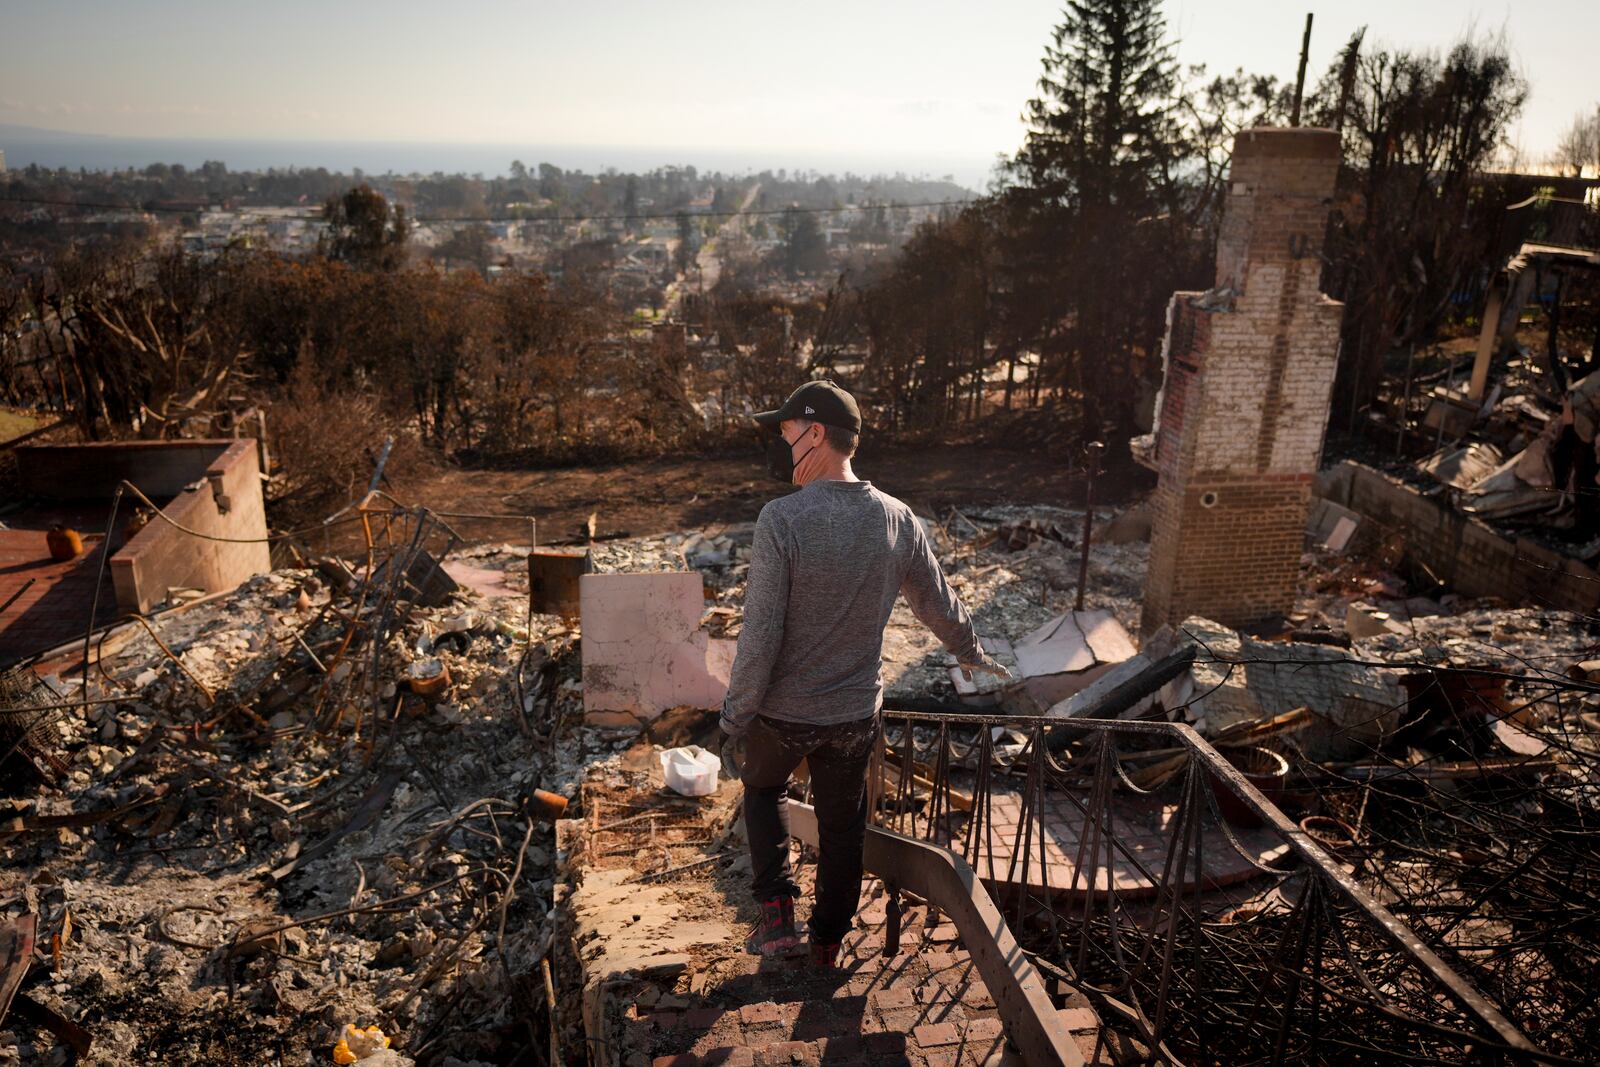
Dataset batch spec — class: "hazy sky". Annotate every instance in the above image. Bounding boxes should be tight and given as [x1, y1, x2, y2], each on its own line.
[2, 0, 1593, 172]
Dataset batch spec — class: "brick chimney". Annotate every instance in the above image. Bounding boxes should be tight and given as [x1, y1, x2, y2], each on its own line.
[1138, 127, 1344, 634]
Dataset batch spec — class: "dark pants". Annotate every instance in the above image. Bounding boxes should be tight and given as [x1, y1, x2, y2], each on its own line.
[742, 713, 877, 945]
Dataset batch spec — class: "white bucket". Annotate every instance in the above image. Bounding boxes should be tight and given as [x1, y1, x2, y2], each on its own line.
[658, 745, 721, 796]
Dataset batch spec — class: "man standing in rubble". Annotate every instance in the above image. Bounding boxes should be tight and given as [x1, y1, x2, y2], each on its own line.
[719, 379, 1008, 967]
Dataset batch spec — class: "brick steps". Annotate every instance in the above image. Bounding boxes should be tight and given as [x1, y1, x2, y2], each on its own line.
[620, 876, 1106, 1067]
[571, 773, 1111, 1067]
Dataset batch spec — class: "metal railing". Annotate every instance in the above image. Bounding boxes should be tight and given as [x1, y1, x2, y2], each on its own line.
[869, 709, 1565, 1066]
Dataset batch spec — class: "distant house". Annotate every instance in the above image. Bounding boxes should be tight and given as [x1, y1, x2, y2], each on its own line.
[631, 239, 669, 267]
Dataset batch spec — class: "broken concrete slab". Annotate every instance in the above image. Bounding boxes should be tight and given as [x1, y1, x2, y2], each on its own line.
[1345, 601, 1407, 639]
[1172, 615, 1405, 758]
[580, 572, 735, 724]
[1010, 609, 1137, 711]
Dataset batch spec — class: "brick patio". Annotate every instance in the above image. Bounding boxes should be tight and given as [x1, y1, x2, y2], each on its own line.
[0, 527, 115, 664]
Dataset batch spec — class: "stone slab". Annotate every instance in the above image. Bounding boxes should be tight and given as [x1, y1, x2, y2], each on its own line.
[581, 571, 733, 722]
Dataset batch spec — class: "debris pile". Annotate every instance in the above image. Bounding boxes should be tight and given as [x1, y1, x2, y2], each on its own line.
[0, 510, 589, 1065]
[1402, 361, 1600, 547]
[5, 472, 1597, 1064]
[1041, 604, 1600, 1060]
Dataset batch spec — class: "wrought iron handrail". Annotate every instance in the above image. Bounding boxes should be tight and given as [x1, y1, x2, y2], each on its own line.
[868, 708, 1562, 1066]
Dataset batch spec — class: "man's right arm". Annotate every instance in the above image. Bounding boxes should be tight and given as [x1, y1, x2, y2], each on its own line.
[720, 508, 790, 735]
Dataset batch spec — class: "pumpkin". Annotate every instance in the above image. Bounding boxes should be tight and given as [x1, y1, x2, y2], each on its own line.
[46, 525, 82, 562]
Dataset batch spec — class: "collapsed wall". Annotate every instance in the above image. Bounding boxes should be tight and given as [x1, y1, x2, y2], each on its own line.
[1138, 128, 1344, 633]
[1316, 460, 1600, 614]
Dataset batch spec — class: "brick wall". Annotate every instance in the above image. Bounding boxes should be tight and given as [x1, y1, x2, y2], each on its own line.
[1142, 128, 1344, 634]
[1318, 461, 1600, 614]
[1144, 474, 1312, 631]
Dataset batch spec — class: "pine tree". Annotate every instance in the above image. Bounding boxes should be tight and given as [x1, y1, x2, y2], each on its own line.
[1011, 0, 1182, 212]
[998, 0, 1189, 444]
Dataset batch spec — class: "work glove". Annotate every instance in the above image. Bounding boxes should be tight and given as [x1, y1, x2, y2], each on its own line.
[720, 733, 747, 782]
[958, 651, 1013, 684]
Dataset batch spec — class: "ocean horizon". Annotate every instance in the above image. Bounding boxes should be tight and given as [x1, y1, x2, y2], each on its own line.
[0, 132, 993, 192]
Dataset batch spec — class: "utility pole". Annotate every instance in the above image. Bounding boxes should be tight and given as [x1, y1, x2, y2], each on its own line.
[1290, 12, 1314, 127]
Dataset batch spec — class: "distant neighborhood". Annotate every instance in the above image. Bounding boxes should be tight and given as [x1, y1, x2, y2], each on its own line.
[0, 158, 971, 318]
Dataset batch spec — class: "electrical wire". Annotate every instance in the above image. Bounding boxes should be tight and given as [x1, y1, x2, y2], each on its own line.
[115, 479, 372, 544]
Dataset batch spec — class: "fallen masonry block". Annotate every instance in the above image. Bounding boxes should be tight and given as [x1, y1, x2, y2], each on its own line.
[1008, 609, 1137, 712]
[1306, 497, 1362, 553]
[580, 572, 736, 726]
[1173, 614, 1405, 759]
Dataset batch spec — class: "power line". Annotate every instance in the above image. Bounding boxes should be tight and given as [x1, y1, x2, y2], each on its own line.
[0, 194, 974, 224]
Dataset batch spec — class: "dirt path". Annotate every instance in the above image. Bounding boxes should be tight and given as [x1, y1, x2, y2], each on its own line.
[394, 442, 1147, 545]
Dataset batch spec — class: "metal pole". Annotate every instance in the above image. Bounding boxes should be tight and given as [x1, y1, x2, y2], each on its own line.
[1291, 13, 1314, 126]
[366, 435, 396, 497]
[1395, 344, 1415, 459]
[1075, 441, 1103, 613]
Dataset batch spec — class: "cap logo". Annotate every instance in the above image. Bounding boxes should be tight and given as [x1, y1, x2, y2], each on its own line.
[804, 406, 815, 415]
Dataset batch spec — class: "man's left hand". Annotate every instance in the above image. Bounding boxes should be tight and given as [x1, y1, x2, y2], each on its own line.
[720, 734, 747, 781]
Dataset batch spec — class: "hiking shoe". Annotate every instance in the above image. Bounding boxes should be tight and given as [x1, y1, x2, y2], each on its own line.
[809, 941, 841, 969]
[745, 897, 799, 955]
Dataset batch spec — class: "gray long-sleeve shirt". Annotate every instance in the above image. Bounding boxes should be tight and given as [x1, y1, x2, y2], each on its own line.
[721, 478, 981, 728]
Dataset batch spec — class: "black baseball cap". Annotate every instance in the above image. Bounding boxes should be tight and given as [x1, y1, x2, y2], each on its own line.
[753, 380, 862, 435]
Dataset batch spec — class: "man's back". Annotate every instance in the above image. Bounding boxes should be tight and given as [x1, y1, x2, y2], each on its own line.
[722, 478, 980, 727]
